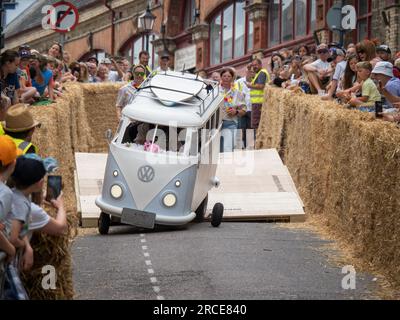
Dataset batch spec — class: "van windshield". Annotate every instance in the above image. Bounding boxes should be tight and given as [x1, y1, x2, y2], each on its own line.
[121, 121, 188, 154]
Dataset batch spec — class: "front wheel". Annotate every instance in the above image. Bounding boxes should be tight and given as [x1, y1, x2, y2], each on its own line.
[211, 203, 224, 227]
[98, 212, 111, 235]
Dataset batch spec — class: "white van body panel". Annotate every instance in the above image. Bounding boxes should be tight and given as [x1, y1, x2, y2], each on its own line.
[110, 143, 197, 211]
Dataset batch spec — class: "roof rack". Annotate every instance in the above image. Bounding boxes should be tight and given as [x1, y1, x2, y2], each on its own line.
[133, 72, 220, 116]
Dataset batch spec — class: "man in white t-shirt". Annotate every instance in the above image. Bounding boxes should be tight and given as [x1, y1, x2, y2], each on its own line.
[304, 43, 332, 94]
[322, 48, 347, 100]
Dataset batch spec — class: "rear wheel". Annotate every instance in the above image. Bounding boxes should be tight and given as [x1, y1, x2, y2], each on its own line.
[98, 212, 111, 235]
[194, 194, 208, 222]
[211, 203, 224, 227]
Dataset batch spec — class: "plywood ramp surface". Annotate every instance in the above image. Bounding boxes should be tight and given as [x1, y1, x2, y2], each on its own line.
[75, 150, 305, 227]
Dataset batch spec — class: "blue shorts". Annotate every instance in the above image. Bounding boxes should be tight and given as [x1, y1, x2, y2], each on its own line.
[358, 106, 375, 113]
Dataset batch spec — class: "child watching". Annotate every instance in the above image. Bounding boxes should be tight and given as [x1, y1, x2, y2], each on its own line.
[349, 61, 381, 112]
[6, 156, 47, 271]
[0, 136, 21, 263]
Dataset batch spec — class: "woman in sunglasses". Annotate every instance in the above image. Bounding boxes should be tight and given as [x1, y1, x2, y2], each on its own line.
[355, 40, 381, 67]
[115, 64, 146, 119]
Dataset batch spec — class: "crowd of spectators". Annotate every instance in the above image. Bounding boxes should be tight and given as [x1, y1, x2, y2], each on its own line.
[263, 39, 400, 124]
[2, 37, 400, 298]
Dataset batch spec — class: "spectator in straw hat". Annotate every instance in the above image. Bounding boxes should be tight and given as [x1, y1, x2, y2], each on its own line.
[0, 136, 22, 264]
[2, 104, 41, 155]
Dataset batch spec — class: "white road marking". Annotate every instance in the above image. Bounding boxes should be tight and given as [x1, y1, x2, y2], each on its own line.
[140, 236, 163, 299]
[153, 286, 160, 293]
[150, 277, 157, 283]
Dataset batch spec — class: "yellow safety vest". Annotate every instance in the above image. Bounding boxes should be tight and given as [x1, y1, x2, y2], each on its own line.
[145, 65, 152, 78]
[250, 68, 270, 105]
[0, 124, 4, 136]
[10, 137, 38, 155]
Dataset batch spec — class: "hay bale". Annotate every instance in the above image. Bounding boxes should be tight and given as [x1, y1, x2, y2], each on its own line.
[23, 82, 121, 299]
[257, 86, 400, 287]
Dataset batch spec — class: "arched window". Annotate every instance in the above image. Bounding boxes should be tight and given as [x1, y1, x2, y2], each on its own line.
[269, 0, 316, 46]
[122, 34, 159, 70]
[183, 0, 197, 30]
[210, 1, 254, 66]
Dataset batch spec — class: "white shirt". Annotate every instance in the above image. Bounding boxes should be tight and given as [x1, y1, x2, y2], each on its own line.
[333, 61, 347, 82]
[29, 203, 50, 231]
[235, 77, 252, 111]
[310, 59, 331, 71]
[108, 70, 122, 82]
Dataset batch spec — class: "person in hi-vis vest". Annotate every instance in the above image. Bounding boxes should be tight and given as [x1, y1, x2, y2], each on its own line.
[246, 58, 270, 130]
[139, 51, 152, 78]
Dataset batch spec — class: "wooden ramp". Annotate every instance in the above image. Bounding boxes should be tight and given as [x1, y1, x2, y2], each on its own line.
[205, 150, 305, 222]
[75, 150, 305, 227]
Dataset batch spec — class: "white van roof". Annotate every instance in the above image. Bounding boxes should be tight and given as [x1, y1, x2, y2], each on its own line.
[122, 71, 223, 128]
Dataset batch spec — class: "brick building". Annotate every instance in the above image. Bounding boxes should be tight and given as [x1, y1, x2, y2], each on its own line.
[4, 0, 400, 76]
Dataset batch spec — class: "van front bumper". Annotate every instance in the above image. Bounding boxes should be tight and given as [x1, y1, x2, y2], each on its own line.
[95, 196, 196, 226]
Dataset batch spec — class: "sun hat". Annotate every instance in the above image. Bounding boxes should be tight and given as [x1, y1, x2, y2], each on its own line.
[372, 61, 394, 78]
[2, 104, 41, 133]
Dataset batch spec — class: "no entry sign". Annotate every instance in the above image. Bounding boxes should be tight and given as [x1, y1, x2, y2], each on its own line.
[42, 1, 80, 33]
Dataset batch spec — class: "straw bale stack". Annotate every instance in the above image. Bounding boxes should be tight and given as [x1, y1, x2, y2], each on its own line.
[257, 86, 400, 286]
[21, 82, 121, 299]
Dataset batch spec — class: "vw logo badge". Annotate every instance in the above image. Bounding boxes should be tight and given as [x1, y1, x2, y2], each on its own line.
[138, 165, 155, 183]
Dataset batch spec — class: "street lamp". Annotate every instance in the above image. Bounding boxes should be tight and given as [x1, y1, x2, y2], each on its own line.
[139, 2, 156, 52]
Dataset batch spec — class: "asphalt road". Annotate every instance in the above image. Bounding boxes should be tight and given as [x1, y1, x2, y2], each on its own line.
[72, 222, 378, 300]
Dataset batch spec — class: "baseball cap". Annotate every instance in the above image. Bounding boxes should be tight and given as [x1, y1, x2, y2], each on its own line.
[160, 50, 170, 59]
[11, 156, 47, 188]
[87, 56, 99, 64]
[19, 50, 32, 59]
[317, 44, 329, 52]
[372, 61, 394, 78]
[0, 135, 23, 166]
[376, 45, 391, 54]
[328, 48, 345, 62]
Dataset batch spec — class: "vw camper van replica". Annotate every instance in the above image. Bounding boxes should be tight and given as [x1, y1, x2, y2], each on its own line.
[95, 71, 224, 234]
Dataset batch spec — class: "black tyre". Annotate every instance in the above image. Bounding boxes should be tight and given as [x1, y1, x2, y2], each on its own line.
[211, 202, 224, 227]
[194, 194, 208, 222]
[98, 212, 111, 235]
